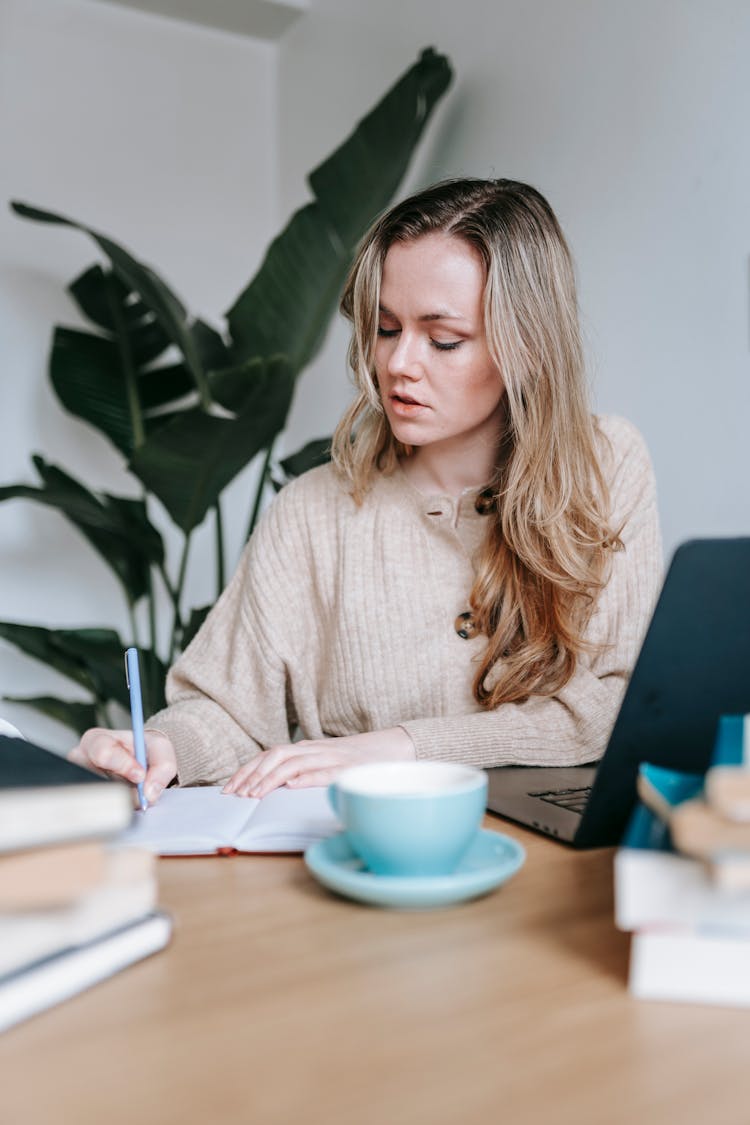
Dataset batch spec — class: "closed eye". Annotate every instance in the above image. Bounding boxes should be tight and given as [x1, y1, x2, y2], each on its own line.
[377, 326, 463, 352]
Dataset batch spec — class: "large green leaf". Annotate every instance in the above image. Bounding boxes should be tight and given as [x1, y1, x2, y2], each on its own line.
[309, 48, 453, 249]
[0, 624, 130, 708]
[130, 356, 294, 533]
[226, 204, 346, 373]
[1, 695, 99, 738]
[139, 321, 230, 411]
[0, 457, 164, 603]
[49, 321, 221, 458]
[10, 202, 209, 402]
[225, 48, 453, 373]
[51, 327, 136, 455]
[134, 647, 167, 719]
[69, 265, 172, 367]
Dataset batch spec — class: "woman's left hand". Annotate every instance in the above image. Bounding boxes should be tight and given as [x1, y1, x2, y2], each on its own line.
[222, 727, 416, 799]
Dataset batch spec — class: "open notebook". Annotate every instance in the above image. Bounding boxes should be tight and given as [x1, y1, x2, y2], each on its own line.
[117, 785, 341, 856]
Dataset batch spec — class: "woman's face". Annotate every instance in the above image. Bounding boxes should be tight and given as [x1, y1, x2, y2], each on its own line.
[374, 232, 506, 457]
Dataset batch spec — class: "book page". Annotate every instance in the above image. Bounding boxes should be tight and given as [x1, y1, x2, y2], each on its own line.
[119, 787, 257, 855]
[117, 785, 341, 855]
[233, 785, 341, 852]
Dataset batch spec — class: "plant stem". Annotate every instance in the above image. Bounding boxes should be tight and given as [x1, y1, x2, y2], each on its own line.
[214, 500, 225, 599]
[245, 445, 273, 541]
[157, 562, 180, 614]
[182, 334, 212, 412]
[147, 567, 157, 655]
[127, 602, 140, 648]
[142, 493, 159, 658]
[170, 537, 192, 662]
[106, 273, 145, 449]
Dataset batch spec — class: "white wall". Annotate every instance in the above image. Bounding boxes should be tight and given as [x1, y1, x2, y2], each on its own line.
[0, 0, 277, 746]
[4, 0, 750, 747]
[278, 0, 750, 558]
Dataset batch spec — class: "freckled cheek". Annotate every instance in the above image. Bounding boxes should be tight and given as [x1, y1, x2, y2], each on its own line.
[440, 371, 503, 422]
[472, 365, 506, 406]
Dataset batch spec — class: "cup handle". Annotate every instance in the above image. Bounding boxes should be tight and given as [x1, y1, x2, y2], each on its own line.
[328, 783, 340, 816]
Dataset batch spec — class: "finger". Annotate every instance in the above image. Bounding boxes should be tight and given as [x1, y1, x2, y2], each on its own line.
[286, 766, 343, 790]
[232, 750, 311, 797]
[243, 752, 340, 799]
[222, 758, 263, 793]
[77, 730, 143, 784]
[221, 760, 260, 794]
[68, 744, 92, 769]
[142, 764, 176, 805]
[141, 733, 178, 805]
[223, 746, 295, 794]
[69, 746, 111, 781]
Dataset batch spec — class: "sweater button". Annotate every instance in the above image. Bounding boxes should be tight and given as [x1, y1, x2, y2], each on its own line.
[454, 611, 478, 640]
[475, 488, 495, 515]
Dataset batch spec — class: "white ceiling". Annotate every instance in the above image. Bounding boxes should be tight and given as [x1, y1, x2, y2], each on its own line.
[92, 0, 308, 40]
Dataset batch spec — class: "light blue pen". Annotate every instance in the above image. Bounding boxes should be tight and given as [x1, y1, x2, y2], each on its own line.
[125, 647, 148, 811]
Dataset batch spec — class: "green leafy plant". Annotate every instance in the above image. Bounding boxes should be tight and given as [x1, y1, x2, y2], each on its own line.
[0, 48, 452, 734]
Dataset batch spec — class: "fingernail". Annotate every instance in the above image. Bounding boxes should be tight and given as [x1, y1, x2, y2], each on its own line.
[145, 782, 161, 803]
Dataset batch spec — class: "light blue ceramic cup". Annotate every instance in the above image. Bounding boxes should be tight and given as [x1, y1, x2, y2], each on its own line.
[328, 761, 488, 876]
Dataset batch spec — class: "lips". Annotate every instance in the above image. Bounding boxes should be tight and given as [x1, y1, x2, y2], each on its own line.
[391, 391, 424, 407]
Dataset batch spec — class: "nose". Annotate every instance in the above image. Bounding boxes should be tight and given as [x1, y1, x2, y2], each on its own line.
[386, 330, 423, 380]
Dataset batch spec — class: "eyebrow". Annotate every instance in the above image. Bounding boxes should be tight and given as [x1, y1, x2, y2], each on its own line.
[378, 303, 467, 323]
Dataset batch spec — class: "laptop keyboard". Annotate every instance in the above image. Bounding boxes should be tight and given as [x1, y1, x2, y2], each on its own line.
[530, 786, 592, 815]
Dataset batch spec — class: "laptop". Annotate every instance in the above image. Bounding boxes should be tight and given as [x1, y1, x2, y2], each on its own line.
[485, 537, 750, 848]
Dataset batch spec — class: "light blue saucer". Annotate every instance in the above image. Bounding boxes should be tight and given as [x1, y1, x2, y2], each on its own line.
[304, 828, 525, 909]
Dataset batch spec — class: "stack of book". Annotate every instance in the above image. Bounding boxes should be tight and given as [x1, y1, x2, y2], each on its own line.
[0, 734, 172, 1033]
[615, 714, 750, 1006]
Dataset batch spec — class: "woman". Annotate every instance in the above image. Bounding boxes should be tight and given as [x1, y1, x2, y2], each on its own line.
[71, 178, 662, 804]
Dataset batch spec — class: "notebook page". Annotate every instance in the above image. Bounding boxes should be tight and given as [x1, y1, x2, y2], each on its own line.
[119, 787, 256, 855]
[234, 785, 341, 852]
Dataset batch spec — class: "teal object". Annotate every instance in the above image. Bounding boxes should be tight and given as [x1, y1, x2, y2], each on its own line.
[304, 829, 526, 909]
[712, 714, 746, 766]
[328, 768, 487, 876]
[639, 762, 704, 808]
[621, 802, 673, 852]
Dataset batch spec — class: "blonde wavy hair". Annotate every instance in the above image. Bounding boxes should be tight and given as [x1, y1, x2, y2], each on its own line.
[332, 178, 621, 709]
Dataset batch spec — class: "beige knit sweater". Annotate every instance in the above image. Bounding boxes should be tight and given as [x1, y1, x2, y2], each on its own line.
[149, 415, 662, 786]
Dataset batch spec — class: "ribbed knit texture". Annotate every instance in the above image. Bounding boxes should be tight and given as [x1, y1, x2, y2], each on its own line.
[148, 415, 663, 786]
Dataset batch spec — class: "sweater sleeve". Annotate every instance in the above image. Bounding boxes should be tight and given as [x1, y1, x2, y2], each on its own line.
[145, 489, 306, 787]
[400, 417, 664, 768]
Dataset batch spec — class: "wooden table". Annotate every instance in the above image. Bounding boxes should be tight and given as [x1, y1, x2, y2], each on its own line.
[2, 815, 749, 1125]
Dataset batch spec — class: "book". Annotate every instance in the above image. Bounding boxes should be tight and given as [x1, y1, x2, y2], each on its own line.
[0, 841, 152, 910]
[0, 911, 172, 1033]
[0, 735, 133, 853]
[615, 803, 750, 930]
[0, 853, 157, 978]
[118, 784, 341, 856]
[620, 722, 750, 1005]
[629, 928, 750, 1007]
